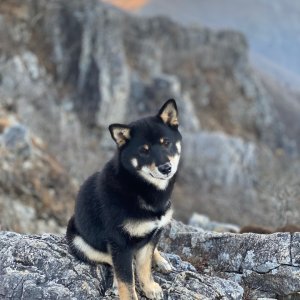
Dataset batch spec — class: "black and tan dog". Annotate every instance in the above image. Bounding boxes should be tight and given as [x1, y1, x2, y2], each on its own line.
[66, 99, 182, 299]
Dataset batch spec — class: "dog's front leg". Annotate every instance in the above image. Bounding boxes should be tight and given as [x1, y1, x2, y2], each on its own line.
[136, 243, 163, 300]
[111, 246, 138, 300]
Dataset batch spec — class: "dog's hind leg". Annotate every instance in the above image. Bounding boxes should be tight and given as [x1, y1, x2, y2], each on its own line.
[66, 216, 112, 265]
[153, 247, 173, 274]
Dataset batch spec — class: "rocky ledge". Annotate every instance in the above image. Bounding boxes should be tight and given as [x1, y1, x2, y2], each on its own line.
[1, 220, 299, 299]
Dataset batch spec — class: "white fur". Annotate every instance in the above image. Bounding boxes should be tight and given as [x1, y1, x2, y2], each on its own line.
[123, 208, 173, 237]
[139, 168, 170, 190]
[73, 236, 112, 264]
[138, 153, 180, 190]
[168, 154, 180, 178]
[176, 142, 181, 154]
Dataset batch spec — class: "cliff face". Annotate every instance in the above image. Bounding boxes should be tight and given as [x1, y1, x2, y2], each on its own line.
[0, 0, 299, 228]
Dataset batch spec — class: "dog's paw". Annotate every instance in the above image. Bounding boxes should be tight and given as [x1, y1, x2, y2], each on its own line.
[142, 282, 164, 300]
[155, 256, 173, 274]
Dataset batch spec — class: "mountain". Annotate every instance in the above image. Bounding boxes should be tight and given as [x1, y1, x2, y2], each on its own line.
[139, 0, 300, 91]
[0, 0, 300, 230]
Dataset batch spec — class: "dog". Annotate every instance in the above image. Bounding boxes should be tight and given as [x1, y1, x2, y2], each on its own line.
[66, 99, 182, 300]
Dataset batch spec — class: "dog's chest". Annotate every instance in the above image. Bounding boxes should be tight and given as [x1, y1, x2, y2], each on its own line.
[122, 208, 173, 237]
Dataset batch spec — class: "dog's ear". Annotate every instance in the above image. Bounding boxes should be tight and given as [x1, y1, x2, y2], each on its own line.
[109, 124, 131, 147]
[157, 99, 179, 127]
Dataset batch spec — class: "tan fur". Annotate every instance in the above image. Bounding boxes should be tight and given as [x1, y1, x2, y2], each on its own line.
[112, 127, 130, 147]
[159, 103, 178, 126]
[153, 248, 173, 273]
[117, 281, 138, 300]
[136, 244, 163, 299]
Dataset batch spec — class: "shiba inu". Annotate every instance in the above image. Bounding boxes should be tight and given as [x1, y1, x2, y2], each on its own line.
[66, 99, 182, 300]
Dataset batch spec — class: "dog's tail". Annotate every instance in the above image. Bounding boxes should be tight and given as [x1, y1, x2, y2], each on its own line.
[66, 216, 112, 265]
[66, 215, 89, 262]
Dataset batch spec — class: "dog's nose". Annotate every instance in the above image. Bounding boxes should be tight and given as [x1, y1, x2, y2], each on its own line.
[158, 162, 172, 175]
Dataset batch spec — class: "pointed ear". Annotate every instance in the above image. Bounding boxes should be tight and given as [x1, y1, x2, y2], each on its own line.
[157, 99, 179, 127]
[109, 124, 131, 147]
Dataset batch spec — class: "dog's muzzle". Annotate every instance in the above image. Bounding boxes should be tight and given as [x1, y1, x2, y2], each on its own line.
[158, 162, 172, 175]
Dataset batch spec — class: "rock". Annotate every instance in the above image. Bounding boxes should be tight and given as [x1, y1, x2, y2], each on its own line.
[159, 220, 300, 297]
[189, 213, 240, 233]
[1, 221, 299, 299]
[181, 132, 258, 188]
[172, 131, 271, 225]
[0, 231, 243, 300]
[1, 124, 31, 158]
[0, 107, 77, 233]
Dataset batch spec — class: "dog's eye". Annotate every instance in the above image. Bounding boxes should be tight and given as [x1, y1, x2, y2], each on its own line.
[139, 145, 150, 155]
[162, 139, 170, 147]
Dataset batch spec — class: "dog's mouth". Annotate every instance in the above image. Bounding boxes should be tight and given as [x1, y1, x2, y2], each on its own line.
[148, 169, 175, 180]
[149, 172, 170, 180]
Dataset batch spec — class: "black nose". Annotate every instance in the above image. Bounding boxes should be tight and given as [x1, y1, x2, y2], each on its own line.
[158, 162, 172, 175]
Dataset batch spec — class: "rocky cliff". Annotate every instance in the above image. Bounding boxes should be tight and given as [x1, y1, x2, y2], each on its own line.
[1, 0, 300, 228]
[0, 105, 77, 233]
[1, 1, 300, 298]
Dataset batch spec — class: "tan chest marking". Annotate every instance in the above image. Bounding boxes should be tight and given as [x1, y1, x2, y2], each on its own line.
[123, 208, 173, 237]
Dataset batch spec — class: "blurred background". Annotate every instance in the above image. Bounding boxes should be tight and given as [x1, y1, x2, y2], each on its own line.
[0, 0, 300, 234]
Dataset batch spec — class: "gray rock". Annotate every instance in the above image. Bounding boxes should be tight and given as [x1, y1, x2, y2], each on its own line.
[1, 124, 31, 158]
[182, 132, 258, 188]
[0, 115, 77, 234]
[189, 213, 240, 233]
[1, 0, 300, 229]
[1, 221, 299, 299]
[0, 231, 243, 300]
[160, 220, 300, 297]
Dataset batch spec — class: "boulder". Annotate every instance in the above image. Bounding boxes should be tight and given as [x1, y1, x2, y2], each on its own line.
[0, 231, 243, 300]
[0, 0, 300, 228]
[160, 220, 300, 298]
[188, 213, 240, 233]
[1, 220, 300, 299]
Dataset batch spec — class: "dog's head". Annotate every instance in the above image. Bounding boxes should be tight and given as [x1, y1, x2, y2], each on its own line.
[109, 99, 182, 190]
